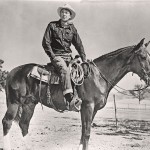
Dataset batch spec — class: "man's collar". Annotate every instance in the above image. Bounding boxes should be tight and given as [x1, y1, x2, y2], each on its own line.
[58, 19, 73, 28]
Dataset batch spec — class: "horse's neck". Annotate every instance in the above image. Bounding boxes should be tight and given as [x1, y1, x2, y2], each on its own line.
[94, 50, 131, 90]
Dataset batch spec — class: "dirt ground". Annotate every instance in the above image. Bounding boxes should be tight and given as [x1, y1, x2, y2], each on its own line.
[0, 93, 150, 150]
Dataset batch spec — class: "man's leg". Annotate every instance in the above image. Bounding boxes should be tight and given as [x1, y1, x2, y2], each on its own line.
[51, 56, 73, 102]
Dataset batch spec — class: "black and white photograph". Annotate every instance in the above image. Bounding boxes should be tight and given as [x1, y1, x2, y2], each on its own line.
[0, 0, 150, 150]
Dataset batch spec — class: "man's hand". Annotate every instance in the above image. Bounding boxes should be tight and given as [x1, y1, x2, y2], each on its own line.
[51, 56, 62, 63]
[82, 59, 87, 63]
[81, 61, 89, 78]
[82, 56, 87, 63]
[51, 53, 56, 60]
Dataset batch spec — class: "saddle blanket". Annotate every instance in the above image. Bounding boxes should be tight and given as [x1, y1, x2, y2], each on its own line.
[29, 66, 60, 84]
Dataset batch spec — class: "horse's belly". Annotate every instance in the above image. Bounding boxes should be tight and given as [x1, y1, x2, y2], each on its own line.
[40, 84, 67, 110]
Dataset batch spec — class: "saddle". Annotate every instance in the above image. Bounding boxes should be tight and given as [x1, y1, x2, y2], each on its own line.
[30, 64, 60, 84]
[29, 58, 84, 112]
[29, 58, 84, 85]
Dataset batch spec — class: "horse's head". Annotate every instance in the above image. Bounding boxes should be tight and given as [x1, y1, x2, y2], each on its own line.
[130, 38, 150, 85]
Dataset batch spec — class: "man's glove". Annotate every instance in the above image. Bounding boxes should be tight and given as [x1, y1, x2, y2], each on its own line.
[45, 50, 56, 60]
[75, 55, 87, 63]
[81, 56, 87, 63]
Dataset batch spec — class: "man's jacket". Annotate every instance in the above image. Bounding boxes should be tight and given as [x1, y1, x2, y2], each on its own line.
[42, 20, 86, 61]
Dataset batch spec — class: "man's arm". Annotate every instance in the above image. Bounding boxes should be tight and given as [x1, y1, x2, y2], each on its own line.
[71, 26, 86, 62]
[42, 23, 55, 59]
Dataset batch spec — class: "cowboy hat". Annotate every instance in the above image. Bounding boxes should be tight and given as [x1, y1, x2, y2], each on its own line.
[57, 4, 76, 20]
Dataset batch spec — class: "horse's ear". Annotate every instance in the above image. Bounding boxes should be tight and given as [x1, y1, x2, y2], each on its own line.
[145, 41, 150, 47]
[134, 38, 145, 52]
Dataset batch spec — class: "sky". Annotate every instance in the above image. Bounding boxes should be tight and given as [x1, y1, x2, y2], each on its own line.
[0, 0, 150, 90]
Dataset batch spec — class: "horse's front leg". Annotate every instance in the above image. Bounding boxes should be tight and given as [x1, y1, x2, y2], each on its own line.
[79, 102, 94, 150]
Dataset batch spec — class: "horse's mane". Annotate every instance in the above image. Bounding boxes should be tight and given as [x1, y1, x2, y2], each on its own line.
[94, 45, 135, 61]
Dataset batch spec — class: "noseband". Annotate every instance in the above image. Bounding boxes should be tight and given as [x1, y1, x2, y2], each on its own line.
[135, 51, 150, 85]
[90, 49, 150, 92]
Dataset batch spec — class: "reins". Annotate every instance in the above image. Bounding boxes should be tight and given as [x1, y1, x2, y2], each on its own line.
[113, 51, 149, 92]
[91, 60, 148, 97]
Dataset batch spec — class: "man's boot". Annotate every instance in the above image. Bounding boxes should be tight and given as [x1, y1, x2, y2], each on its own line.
[64, 93, 73, 110]
[64, 93, 73, 103]
[64, 93, 82, 112]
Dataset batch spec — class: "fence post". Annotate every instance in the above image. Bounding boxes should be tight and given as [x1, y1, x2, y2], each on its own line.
[113, 94, 118, 129]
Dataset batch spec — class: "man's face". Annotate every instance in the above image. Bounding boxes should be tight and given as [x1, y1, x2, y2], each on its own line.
[60, 9, 71, 22]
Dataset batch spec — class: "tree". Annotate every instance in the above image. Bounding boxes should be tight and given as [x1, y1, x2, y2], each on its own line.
[129, 84, 148, 104]
[0, 59, 9, 91]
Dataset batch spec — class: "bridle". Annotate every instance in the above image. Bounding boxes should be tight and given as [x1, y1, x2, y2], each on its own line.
[134, 49, 150, 87]
[85, 48, 150, 94]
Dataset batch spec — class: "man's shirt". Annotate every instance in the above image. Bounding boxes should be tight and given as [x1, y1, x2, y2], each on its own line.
[42, 20, 86, 61]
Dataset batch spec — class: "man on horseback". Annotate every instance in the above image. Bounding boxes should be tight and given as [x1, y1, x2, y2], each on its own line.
[42, 4, 86, 108]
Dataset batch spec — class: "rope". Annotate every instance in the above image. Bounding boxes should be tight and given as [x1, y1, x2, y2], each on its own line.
[39, 71, 44, 110]
[115, 83, 148, 92]
[70, 63, 84, 86]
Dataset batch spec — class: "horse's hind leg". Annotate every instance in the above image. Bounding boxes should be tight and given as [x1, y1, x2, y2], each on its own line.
[19, 102, 36, 149]
[2, 103, 19, 150]
[19, 102, 36, 136]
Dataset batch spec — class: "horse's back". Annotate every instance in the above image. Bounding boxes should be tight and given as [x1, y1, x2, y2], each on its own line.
[6, 64, 36, 86]
[5, 64, 37, 103]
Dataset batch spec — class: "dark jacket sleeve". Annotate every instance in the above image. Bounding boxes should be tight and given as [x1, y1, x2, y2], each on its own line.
[71, 25, 86, 61]
[42, 23, 55, 59]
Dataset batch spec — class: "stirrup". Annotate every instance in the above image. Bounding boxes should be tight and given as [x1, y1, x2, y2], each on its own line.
[69, 97, 82, 112]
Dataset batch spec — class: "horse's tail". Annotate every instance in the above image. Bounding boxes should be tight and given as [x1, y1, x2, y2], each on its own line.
[5, 73, 22, 123]
[5, 67, 25, 123]
[5, 63, 37, 123]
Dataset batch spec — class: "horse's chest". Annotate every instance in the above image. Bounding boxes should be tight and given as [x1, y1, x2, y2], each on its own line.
[77, 78, 107, 100]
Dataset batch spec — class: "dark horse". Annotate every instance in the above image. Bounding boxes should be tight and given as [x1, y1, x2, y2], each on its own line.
[2, 39, 150, 150]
